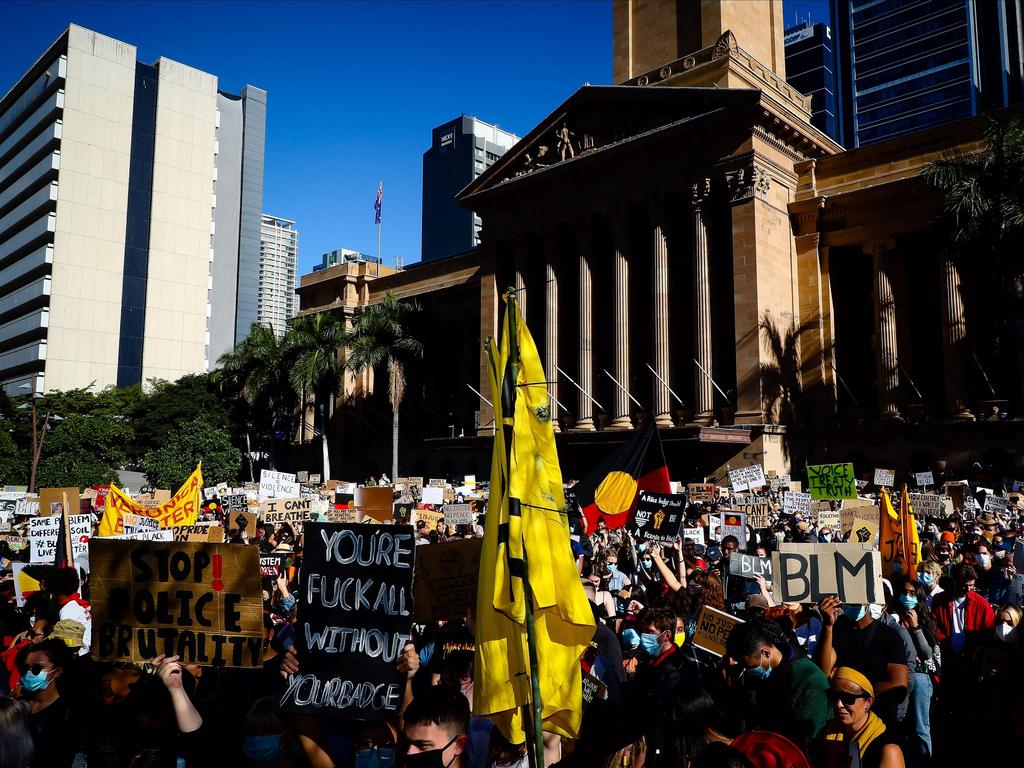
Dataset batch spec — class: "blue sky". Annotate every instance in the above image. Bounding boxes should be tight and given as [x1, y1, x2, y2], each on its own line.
[1, 0, 828, 273]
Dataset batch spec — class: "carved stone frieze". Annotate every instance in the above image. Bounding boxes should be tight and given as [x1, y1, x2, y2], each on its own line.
[726, 163, 772, 202]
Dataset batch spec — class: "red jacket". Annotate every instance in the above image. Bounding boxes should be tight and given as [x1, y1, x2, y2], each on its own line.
[931, 591, 994, 656]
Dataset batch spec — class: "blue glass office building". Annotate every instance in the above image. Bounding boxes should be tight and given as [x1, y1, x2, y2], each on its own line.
[785, 22, 841, 141]
[831, 0, 1024, 147]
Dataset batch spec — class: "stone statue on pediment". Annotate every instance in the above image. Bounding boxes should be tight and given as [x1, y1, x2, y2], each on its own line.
[556, 123, 576, 161]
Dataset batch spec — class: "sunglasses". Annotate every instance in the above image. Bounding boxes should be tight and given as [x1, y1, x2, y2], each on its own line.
[21, 663, 49, 675]
[827, 689, 869, 706]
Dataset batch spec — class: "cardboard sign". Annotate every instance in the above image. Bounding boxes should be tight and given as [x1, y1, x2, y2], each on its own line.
[30, 514, 90, 565]
[282, 523, 415, 718]
[173, 524, 225, 543]
[406, 477, 425, 489]
[327, 508, 358, 524]
[728, 465, 766, 492]
[90, 540, 263, 667]
[123, 514, 161, 535]
[0, 492, 25, 528]
[107, 530, 175, 542]
[428, 478, 446, 488]
[683, 526, 706, 546]
[222, 494, 248, 513]
[412, 538, 482, 622]
[807, 464, 857, 500]
[783, 492, 812, 517]
[873, 469, 895, 488]
[260, 554, 284, 578]
[260, 470, 299, 500]
[38, 487, 79, 516]
[984, 494, 1008, 514]
[632, 492, 686, 543]
[260, 498, 314, 532]
[915, 471, 934, 488]
[909, 494, 944, 517]
[688, 484, 717, 503]
[442, 504, 474, 526]
[772, 543, 883, 604]
[420, 486, 444, 506]
[840, 503, 878, 536]
[719, 511, 747, 549]
[296, 471, 309, 483]
[729, 553, 772, 580]
[414, 509, 445, 531]
[736, 502, 772, 529]
[354, 487, 395, 523]
[817, 507, 841, 529]
[692, 605, 743, 657]
[581, 670, 608, 706]
[849, 516, 879, 545]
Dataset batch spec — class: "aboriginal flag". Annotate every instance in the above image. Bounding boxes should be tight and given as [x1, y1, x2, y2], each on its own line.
[572, 419, 671, 532]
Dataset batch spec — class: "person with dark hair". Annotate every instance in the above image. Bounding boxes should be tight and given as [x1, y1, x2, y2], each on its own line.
[812, 667, 905, 768]
[15, 638, 81, 767]
[241, 696, 308, 766]
[716, 536, 747, 615]
[724, 617, 831, 745]
[0, 696, 35, 768]
[402, 685, 470, 768]
[891, 578, 939, 763]
[44, 567, 91, 656]
[931, 562, 994, 662]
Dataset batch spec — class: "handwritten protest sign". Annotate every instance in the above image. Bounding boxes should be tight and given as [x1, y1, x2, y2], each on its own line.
[728, 465, 766, 492]
[683, 526, 706, 546]
[984, 494, 1008, 514]
[30, 514, 90, 565]
[412, 538, 482, 622]
[817, 507, 841, 529]
[783, 492, 812, 517]
[581, 671, 608, 707]
[414, 509, 445, 531]
[909, 494, 945, 517]
[807, 463, 857, 500]
[227, 511, 258, 539]
[172, 524, 224, 543]
[260, 554, 284, 577]
[0, 492, 25, 529]
[260, 498, 314, 532]
[719, 511, 747, 549]
[915, 471, 934, 488]
[632, 492, 686, 543]
[729, 553, 772, 580]
[122, 514, 160, 536]
[420, 486, 444, 506]
[840, 501, 877, 536]
[873, 469, 895, 488]
[688, 484, 717, 503]
[692, 605, 743, 656]
[282, 523, 415, 719]
[221, 494, 248, 514]
[849, 516, 879, 544]
[355, 487, 395, 523]
[259, 470, 299, 500]
[108, 530, 175, 542]
[772, 543, 883, 604]
[98, 467, 202, 536]
[736, 502, 772, 529]
[90, 540, 263, 667]
[442, 504, 474, 526]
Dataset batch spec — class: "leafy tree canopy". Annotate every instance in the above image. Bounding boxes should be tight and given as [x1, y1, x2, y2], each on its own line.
[142, 416, 241, 489]
[35, 414, 132, 489]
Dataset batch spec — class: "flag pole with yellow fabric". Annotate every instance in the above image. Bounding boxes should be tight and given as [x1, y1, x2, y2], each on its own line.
[475, 290, 595, 763]
[98, 463, 203, 536]
[879, 486, 920, 578]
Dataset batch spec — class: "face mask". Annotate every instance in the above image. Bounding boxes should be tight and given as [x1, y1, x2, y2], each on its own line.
[20, 668, 51, 693]
[405, 737, 459, 768]
[746, 651, 772, 681]
[820, 533, 832, 543]
[842, 604, 866, 622]
[674, 631, 686, 648]
[898, 595, 918, 611]
[641, 558, 652, 568]
[637, 543, 648, 552]
[868, 604, 883, 620]
[606, 563, 618, 574]
[687, 582, 703, 596]
[996, 623, 1017, 642]
[977, 553, 991, 567]
[640, 632, 663, 657]
[355, 746, 397, 768]
[918, 572, 935, 587]
[244, 734, 282, 763]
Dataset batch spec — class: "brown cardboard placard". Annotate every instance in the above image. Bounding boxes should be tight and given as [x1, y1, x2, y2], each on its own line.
[772, 543, 883, 604]
[412, 538, 483, 622]
[692, 605, 743, 657]
[840, 503, 878, 536]
[688, 483, 717, 503]
[38, 487, 80, 516]
[414, 509, 444, 531]
[226, 511, 258, 539]
[259, 498, 314, 532]
[89, 539, 263, 667]
[354, 486, 395, 523]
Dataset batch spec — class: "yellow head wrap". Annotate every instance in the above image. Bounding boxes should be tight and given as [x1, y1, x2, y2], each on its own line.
[833, 666, 874, 697]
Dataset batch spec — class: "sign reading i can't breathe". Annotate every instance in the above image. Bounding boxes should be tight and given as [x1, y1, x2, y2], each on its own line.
[89, 540, 263, 667]
[282, 522, 415, 719]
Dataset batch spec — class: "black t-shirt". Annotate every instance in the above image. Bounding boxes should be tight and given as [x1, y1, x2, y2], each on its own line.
[27, 695, 82, 768]
[831, 617, 907, 723]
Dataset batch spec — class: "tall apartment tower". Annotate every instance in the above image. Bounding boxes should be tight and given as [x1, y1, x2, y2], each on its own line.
[257, 215, 299, 337]
[784, 21, 840, 142]
[420, 116, 517, 263]
[0, 25, 265, 395]
[830, 0, 1024, 147]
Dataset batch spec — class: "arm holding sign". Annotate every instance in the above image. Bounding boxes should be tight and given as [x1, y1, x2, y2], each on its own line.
[397, 641, 420, 728]
[651, 547, 682, 592]
[152, 654, 202, 733]
[814, 596, 841, 678]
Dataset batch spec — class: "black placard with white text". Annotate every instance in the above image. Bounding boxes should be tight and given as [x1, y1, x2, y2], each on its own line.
[630, 491, 686, 543]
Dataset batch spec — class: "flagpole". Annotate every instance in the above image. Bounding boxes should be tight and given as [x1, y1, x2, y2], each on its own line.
[507, 291, 545, 768]
[377, 179, 381, 277]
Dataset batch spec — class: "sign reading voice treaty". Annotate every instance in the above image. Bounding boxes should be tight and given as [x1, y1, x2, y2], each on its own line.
[807, 463, 857, 501]
[89, 540, 263, 667]
[282, 522, 415, 719]
[772, 543, 883, 605]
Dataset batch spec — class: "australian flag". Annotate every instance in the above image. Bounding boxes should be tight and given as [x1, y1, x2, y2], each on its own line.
[374, 181, 382, 225]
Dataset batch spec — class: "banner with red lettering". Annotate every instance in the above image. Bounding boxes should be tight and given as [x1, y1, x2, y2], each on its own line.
[97, 464, 202, 537]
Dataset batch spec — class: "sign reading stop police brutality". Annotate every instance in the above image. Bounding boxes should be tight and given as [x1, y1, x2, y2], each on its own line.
[282, 523, 415, 719]
[89, 540, 263, 667]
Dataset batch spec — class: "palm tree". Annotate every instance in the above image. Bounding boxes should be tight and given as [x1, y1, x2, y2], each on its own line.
[344, 292, 423, 479]
[215, 324, 293, 475]
[287, 312, 347, 481]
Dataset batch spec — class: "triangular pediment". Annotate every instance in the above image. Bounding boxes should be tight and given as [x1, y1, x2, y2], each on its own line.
[459, 85, 761, 201]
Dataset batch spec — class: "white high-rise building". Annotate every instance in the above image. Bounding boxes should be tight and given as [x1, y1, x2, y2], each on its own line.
[258, 215, 298, 337]
[0, 25, 266, 394]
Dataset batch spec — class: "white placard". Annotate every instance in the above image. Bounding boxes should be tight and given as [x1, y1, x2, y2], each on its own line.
[259, 470, 299, 499]
[915, 471, 934, 488]
[728, 465, 767, 492]
[783, 491, 812, 517]
[420, 486, 444, 506]
[984, 495, 1009, 514]
[105, 529, 175, 541]
[873, 469, 895, 487]
[683, 526, 706, 546]
[30, 514, 90, 566]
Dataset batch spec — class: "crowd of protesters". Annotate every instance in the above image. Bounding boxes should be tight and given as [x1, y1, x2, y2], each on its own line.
[0, 467, 1021, 767]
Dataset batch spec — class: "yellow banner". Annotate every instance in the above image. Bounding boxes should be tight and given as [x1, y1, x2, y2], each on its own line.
[98, 464, 203, 537]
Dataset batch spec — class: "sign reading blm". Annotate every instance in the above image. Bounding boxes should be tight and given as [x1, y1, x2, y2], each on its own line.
[282, 522, 415, 719]
[630, 492, 686, 543]
[89, 540, 263, 667]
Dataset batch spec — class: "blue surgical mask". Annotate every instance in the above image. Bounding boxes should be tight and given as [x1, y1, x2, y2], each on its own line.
[20, 668, 51, 693]
[637, 543, 648, 552]
[746, 652, 772, 681]
[918, 572, 935, 586]
[244, 734, 283, 763]
[977, 553, 991, 567]
[640, 632, 663, 657]
[606, 563, 618, 573]
[898, 595, 919, 611]
[842, 604, 866, 622]
[641, 558, 653, 568]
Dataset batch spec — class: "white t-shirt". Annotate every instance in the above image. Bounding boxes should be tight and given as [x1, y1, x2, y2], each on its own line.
[950, 597, 966, 654]
[59, 599, 91, 656]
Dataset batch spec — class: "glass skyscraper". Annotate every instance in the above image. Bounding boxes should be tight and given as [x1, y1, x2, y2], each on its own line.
[785, 21, 841, 141]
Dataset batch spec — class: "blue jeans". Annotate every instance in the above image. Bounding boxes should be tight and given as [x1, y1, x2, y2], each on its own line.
[908, 671, 933, 762]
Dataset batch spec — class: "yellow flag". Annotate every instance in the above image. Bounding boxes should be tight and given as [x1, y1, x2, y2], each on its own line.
[879, 486, 919, 578]
[900, 486, 920, 574]
[98, 464, 203, 536]
[474, 294, 595, 744]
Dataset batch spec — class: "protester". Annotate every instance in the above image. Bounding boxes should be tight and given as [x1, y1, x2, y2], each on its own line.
[15, 637, 81, 767]
[402, 685, 471, 768]
[812, 667, 905, 768]
[0, 696, 35, 768]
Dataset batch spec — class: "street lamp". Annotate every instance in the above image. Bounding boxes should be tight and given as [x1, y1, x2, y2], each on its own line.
[17, 379, 59, 493]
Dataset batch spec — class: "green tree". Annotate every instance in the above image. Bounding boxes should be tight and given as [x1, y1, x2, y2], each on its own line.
[35, 414, 133, 488]
[142, 416, 241, 488]
[344, 292, 423, 479]
[925, 117, 1024, 405]
[132, 375, 232, 457]
[287, 312, 346, 480]
[0, 429, 29, 486]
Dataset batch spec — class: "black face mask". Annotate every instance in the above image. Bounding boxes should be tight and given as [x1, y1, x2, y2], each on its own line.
[405, 736, 459, 768]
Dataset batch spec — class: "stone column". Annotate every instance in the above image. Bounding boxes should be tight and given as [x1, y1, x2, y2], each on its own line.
[574, 220, 596, 431]
[651, 200, 674, 427]
[868, 240, 902, 422]
[609, 212, 633, 430]
[692, 179, 714, 425]
[514, 239, 528, 321]
[544, 234, 560, 432]
[940, 252, 973, 420]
